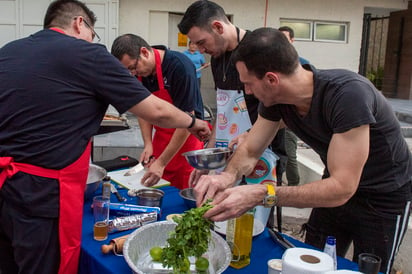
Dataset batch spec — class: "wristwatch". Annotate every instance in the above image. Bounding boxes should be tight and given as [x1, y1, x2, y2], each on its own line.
[262, 182, 277, 208]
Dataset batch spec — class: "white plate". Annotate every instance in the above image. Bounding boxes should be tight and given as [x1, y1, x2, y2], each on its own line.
[214, 219, 265, 237]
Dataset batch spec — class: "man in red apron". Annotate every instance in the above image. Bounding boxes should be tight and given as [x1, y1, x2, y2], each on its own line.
[0, 1, 210, 274]
[112, 34, 206, 189]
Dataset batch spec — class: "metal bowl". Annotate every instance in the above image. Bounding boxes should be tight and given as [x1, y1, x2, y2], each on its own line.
[182, 148, 231, 170]
[179, 188, 196, 209]
[123, 221, 231, 274]
[136, 188, 164, 208]
[84, 164, 107, 200]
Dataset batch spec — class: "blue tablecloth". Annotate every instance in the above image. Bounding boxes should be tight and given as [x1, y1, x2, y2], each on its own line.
[79, 186, 359, 273]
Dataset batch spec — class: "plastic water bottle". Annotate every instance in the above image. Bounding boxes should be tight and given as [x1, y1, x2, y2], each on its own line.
[226, 209, 255, 269]
[323, 236, 337, 270]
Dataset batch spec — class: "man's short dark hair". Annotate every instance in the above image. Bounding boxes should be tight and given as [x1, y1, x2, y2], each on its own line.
[178, 0, 229, 34]
[233, 27, 299, 78]
[278, 26, 294, 39]
[111, 34, 152, 60]
[44, 0, 97, 29]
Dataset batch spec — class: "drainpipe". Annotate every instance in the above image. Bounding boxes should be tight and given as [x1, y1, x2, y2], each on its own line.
[264, 0, 269, 27]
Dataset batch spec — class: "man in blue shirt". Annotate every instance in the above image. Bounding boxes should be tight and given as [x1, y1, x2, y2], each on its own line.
[183, 40, 210, 87]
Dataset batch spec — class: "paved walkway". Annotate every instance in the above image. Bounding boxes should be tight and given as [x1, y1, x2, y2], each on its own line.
[389, 99, 412, 138]
[389, 98, 412, 123]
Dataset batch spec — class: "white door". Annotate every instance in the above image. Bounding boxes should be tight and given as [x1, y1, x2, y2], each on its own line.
[0, 0, 118, 48]
[168, 13, 186, 52]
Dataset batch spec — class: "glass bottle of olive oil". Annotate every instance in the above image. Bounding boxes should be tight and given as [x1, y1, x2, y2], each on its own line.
[226, 208, 254, 269]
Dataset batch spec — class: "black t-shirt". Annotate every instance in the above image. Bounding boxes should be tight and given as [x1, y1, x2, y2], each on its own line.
[210, 30, 259, 124]
[259, 65, 412, 194]
[141, 46, 204, 119]
[0, 29, 151, 216]
[210, 31, 285, 156]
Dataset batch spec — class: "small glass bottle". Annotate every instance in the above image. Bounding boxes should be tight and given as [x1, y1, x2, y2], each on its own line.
[226, 209, 254, 269]
[101, 176, 111, 200]
[323, 235, 337, 270]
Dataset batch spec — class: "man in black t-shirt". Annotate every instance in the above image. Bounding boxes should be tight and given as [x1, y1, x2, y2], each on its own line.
[191, 28, 412, 274]
[178, 0, 287, 196]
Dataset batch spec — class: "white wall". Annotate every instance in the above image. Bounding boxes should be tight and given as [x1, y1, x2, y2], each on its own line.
[118, 0, 408, 71]
[0, 0, 51, 47]
[267, 0, 408, 70]
[0, 0, 118, 49]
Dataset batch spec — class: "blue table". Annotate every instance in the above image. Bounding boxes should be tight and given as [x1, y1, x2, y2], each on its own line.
[79, 186, 359, 273]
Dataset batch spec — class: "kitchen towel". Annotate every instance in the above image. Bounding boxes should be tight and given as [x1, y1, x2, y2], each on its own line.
[282, 247, 334, 274]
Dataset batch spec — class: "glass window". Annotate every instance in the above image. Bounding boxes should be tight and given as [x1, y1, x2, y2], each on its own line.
[280, 19, 348, 43]
[280, 20, 312, 40]
[314, 22, 347, 42]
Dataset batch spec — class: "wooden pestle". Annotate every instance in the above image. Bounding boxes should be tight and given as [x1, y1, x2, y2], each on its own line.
[101, 235, 129, 255]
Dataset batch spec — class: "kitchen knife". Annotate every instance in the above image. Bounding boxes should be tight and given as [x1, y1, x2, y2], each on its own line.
[268, 227, 295, 249]
[123, 163, 144, 176]
[123, 156, 155, 176]
[110, 184, 127, 202]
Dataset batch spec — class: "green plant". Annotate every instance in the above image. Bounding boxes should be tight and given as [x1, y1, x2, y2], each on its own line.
[366, 66, 384, 90]
[160, 200, 214, 273]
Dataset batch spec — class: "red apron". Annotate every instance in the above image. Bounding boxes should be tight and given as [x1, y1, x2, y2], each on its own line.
[0, 143, 91, 274]
[151, 49, 203, 189]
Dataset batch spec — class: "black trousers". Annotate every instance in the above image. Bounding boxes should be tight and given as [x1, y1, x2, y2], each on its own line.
[0, 197, 60, 274]
[304, 185, 411, 274]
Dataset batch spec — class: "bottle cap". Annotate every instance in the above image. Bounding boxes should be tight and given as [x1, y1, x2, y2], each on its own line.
[326, 236, 336, 245]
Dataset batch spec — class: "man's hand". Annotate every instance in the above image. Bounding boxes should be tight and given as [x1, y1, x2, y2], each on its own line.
[188, 119, 211, 142]
[228, 131, 248, 150]
[203, 184, 267, 221]
[139, 147, 154, 165]
[188, 169, 209, 188]
[141, 160, 164, 187]
[193, 171, 237, 206]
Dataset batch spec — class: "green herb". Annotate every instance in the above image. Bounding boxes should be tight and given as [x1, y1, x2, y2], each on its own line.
[160, 200, 213, 273]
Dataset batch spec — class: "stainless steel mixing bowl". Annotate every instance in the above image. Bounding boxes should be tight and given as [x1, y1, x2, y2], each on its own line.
[179, 188, 196, 209]
[182, 148, 231, 170]
[85, 164, 107, 200]
[123, 221, 231, 274]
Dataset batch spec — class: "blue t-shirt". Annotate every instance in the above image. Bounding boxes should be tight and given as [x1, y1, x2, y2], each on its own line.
[141, 46, 204, 119]
[0, 29, 151, 216]
[183, 50, 206, 79]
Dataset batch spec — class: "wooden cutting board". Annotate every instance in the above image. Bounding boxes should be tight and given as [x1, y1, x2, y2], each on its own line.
[108, 169, 170, 190]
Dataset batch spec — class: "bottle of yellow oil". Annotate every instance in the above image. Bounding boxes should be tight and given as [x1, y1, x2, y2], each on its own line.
[226, 209, 254, 269]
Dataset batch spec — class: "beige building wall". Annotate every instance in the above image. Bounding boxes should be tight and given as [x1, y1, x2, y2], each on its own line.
[118, 0, 408, 71]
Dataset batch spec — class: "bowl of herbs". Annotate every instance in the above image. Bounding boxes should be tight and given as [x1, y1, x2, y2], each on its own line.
[123, 202, 231, 273]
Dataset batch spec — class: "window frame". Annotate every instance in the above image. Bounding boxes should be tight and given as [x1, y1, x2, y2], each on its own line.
[280, 18, 349, 44]
[313, 21, 348, 43]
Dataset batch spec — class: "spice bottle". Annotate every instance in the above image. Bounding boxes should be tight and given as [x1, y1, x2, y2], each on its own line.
[226, 208, 255, 269]
[102, 176, 111, 200]
[323, 235, 337, 270]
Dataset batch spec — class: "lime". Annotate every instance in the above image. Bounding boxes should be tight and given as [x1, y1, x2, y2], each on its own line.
[149, 246, 163, 262]
[195, 257, 209, 272]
